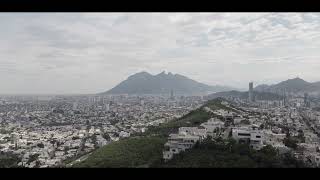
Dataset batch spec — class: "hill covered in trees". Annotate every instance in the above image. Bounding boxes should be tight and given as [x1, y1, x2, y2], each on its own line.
[0, 152, 21, 168]
[155, 138, 306, 168]
[73, 98, 305, 168]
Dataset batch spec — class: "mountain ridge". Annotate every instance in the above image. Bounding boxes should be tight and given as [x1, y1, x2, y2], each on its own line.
[207, 90, 283, 101]
[101, 71, 237, 95]
[254, 77, 320, 95]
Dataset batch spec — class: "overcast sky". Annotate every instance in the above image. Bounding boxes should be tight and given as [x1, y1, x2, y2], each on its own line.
[1, 13, 320, 94]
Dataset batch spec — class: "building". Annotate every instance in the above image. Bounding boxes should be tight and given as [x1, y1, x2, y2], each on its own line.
[178, 127, 207, 140]
[304, 93, 310, 107]
[263, 130, 286, 146]
[163, 127, 205, 161]
[232, 126, 264, 150]
[170, 89, 174, 100]
[200, 118, 225, 137]
[72, 102, 78, 111]
[249, 82, 254, 102]
[163, 133, 201, 161]
[104, 103, 110, 111]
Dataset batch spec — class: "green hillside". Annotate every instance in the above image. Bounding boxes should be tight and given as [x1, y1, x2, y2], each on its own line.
[73, 99, 222, 167]
[154, 138, 306, 168]
[143, 108, 212, 137]
[0, 153, 21, 168]
[73, 101, 217, 167]
[72, 98, 305, 168]
[73, 136, 166, 168]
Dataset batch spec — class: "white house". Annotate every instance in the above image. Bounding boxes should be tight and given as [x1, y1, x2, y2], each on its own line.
[263, 130, 286, 146]
[163, 133, 201, 161]
[232, 126, 264, 150]
[200, 118, 225, 137]
[178, 127, 207, 140]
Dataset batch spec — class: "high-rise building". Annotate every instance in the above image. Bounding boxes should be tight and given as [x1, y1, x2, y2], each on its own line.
[72, 102, 78, 111]
[105, 103, 110, 111]
[249, 82, 254, 102]
[170, 89, 174, 100]
[304, 92, 309, 107]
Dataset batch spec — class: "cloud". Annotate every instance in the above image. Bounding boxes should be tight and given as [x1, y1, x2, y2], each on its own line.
[0, 13, 320, 94]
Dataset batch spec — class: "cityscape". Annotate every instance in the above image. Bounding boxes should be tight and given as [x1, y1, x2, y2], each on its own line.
[0, 93, 204, 167]
[1, 13, 320, 168]
[1, 78, 320, 168]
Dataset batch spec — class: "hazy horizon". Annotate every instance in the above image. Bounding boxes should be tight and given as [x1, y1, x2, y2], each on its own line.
[1, 13, 320, 94]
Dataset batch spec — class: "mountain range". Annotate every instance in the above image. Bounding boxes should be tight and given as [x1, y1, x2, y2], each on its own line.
[101, 71, 237, 95]
[208, 77, 320, 100]
[254, 77, 320, 96]
[207, 90, 283, 101]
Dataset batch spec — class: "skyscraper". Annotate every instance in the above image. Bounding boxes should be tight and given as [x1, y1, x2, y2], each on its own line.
[105, 103, 110, 111]
[170, 89, 174, 100]
[72, 102, 78, 111]
[282, 89, 287, 106]
[304, 92, 309, 107]
[249, 82, 254, 102]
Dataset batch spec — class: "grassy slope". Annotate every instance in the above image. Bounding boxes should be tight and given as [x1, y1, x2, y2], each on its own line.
[74, 98, 304, 168]
[74, 136, 166, 168]
[154, 138, 305, 168]
[0, 153, 21, 168]
[73, 99, 222, 167]
[143, 108, 212, 137]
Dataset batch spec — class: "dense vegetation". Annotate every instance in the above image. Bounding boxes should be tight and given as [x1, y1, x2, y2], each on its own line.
[155, 138, 307, 168]
[73, 99, 222, 167]
[0, 152, 21, 168]
[143, 108, 212, 137]
[205, 98, 240, 113]
[141, 98, 234, 137]
[74, 136, 166, 168]
[73, 98, 305, 168]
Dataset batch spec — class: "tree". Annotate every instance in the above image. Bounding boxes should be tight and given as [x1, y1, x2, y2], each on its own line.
[103, 133, 111, 141]
[259, 124, 265, 130]
[35, 160, 41, 168]
[240, 119, 251, 125]
[284, 137, 298, 150]
[37, 143, 44, 148]
[0, 153, 21, 168]
[297, 130, 305, 143]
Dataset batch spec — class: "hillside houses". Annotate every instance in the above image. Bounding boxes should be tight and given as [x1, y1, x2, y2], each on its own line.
[232, 126, 264, 150]
[200, 118, 225, 138]
[163, 130, 202, 161]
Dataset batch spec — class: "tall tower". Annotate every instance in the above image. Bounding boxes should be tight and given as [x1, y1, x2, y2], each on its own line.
[105, 103, 110, 111]
[282, 89, 287, 106]
[304, 92, 309, 107]
[249, 82, 254, 102]
[72, 102, 78, 111]
[170, 89, 174, 100]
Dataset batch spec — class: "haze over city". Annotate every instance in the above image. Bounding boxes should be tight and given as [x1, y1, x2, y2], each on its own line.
[1, 13, 320, 94]
[2, 12, 320, 169]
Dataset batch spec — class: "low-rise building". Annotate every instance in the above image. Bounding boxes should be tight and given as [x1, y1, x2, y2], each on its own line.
[232, 126, 264, 150]
[163, 133, 201, 161]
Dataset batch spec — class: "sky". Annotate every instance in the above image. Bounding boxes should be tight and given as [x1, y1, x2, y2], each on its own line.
[1, 13, 320, 94]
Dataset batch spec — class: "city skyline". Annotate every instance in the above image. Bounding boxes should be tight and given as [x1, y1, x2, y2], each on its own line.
[1, 13, 320, 94]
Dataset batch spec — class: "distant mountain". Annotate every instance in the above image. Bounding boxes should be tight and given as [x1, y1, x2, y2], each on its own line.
[101, 71, 236, 95]
[207, 90, 283, 101]
[254, 77, 320, 95]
